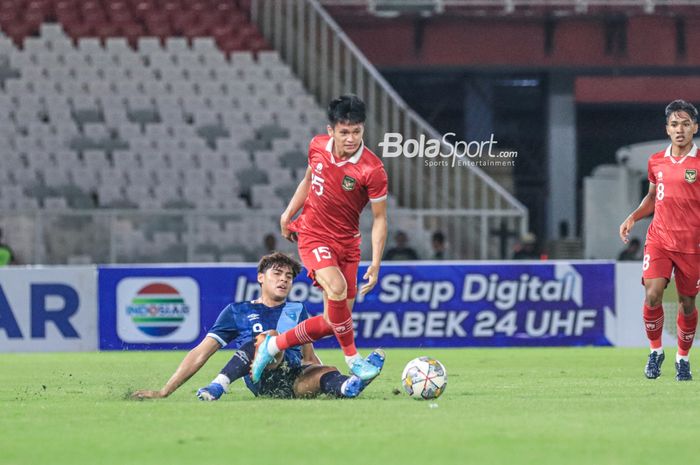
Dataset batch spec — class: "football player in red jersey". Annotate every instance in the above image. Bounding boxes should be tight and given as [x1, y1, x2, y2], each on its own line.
[251, 95, 388, 383]
[619, 99, 700, 381]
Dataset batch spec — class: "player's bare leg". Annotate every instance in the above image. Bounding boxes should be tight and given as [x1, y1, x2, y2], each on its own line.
[675, 293, 697, 380]
[643, 278, 668, 378]
[294, 349, 386, 398]
[293, 365, 341, 398]
[315, 267, 379, 380]
[251, 267, 379, 382]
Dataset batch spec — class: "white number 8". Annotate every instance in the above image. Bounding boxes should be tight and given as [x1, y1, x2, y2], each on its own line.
[642, 254, 651, 271]
[656, 183, 665, 201]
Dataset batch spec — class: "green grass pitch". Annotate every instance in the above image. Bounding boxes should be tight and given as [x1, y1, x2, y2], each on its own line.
[2, 347, 700, 465]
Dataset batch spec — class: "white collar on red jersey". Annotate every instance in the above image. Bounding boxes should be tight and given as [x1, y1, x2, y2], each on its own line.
[664, 143, 697, 164]
[325, 137, 364, 166]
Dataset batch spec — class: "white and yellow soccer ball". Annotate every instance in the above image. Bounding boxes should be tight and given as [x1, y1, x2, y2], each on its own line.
[401, 356, 447, 400]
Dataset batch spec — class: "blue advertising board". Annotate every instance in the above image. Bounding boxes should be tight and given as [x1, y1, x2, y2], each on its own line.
[98, 261, 615, 350]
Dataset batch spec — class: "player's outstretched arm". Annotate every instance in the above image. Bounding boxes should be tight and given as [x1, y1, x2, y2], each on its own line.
[619, 184, 656, 243]
[360, 199, 388, 296]
[280, 166, 312, 242]
[131, 337, 220, 399]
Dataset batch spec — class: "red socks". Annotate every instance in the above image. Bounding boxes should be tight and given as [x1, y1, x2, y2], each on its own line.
[327, 298, 357, 357]
[269, 300, 357, 357]
[677, 308, 698, 356]
[643, 303, 664, 349]
[276, 315, 333, 351]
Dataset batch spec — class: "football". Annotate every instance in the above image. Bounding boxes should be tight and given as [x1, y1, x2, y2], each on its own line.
[401, 356, 447, 400]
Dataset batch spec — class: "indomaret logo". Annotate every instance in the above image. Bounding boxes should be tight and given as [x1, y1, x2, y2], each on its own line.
[127, 283, 189, 337]
[117, 277, 200, 343]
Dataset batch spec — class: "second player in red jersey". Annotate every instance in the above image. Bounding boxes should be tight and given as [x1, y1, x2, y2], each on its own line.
[250, 95, 389, 383]
[619, 99, 700, 381]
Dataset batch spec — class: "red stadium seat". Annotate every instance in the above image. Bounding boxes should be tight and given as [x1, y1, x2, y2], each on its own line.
[0, 0, 267, 56]
[161, 0, 180, 16]
[216, 34, 244, 55]
[5, 22, 31, 46]
[247, 36, 269, 54]
[172, 13, 199, 35]
[121, 21, 143, 47]
[237, 24, 258, 42]
[24, 10, 46, 30]
[27, 0, 52, 19]
[188, 0, 206, 15]
[0, 10, 16, 29]
[214, 1, 234, 16]
[212, 23, 234, 41]
[111, 9, 133, 26]
[83, 9, 108, 27]
[63, 20, 92, 41]
[182, 22, 208, 41]
[133, 1, 154, 19]
[198, 11, 225, 31]
[146, 21, 171, 42]
[55, 2, 79, 23]
[95, 22, 121, 43]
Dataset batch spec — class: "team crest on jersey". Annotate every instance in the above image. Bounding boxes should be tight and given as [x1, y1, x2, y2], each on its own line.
[685, 169, 697, 184]
[341, 175, 356, 191]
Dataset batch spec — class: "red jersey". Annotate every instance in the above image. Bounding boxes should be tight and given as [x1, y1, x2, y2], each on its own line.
[646, 144, 700, 254]
[288, 135, 388, 243]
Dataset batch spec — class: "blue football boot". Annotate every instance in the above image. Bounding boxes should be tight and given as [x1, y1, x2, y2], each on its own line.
[644, 351, 665, 379]
[250, 333, 275, 383]
[347, 349, 386, 388]
[676, 359, 692, 381]
[196, 382, 225, 401]
[344, 349, 386, 396]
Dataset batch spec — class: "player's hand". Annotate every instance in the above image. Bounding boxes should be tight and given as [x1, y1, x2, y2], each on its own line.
[619, 216, 635, 243]
[280, 216, 298, 243]
[130, 389, 166, 400]
[359, 264, 380, 296]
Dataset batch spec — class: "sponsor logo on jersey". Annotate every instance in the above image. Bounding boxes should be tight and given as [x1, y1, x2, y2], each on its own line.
[315, 162, 323, 172]
[685, 169, 697, 183]
[341, 175, 356, 191]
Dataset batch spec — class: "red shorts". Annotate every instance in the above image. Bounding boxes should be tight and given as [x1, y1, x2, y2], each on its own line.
[642, 244, 700, 297]
[297, 233, 361, 300]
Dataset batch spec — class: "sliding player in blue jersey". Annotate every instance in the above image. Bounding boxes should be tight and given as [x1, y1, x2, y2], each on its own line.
[131, 253, 383, 400]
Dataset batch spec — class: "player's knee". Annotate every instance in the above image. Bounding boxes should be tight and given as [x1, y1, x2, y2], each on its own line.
[325, 280, 348, 299]
[679, 295, 696, 314]
[645, 289, 663, 307]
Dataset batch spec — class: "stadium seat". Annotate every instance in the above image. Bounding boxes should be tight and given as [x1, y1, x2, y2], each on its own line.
[0, 13, 357, 263]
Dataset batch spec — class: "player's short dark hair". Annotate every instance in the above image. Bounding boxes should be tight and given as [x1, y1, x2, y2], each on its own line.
[257, 252, 301, 278]
[327, 94, 366, 127]
[665, 99, 698, 123]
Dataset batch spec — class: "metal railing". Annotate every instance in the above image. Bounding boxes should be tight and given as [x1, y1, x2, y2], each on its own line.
[0, 207, 528, 264]
[318, 0, 698, 14]
[250, 0, 528, 258]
